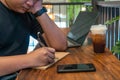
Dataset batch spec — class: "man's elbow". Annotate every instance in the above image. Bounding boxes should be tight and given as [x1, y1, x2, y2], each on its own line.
[53, 42, 68, 51]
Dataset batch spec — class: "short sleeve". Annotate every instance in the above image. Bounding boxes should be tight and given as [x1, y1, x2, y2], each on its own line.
[28, 13, 44, 39]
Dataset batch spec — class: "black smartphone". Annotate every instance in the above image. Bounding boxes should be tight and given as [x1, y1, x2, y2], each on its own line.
[57, 63, 96, 73]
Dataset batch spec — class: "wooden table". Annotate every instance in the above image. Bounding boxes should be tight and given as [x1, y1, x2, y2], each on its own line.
[16, 45, 120, 80]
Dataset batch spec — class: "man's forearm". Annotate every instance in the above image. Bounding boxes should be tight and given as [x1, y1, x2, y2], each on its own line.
[36, 13, 67, 51]
[27, 0, 67, 51]
[0, 54, 33, 76]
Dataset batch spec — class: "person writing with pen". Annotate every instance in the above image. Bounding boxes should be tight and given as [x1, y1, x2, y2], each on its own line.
[0, 0, 67, 79]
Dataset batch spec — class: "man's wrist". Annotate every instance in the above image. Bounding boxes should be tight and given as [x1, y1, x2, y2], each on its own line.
[34, 7, 47, 17]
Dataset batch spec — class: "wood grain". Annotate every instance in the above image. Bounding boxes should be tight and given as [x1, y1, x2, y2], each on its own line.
[16, 46, 120, 80]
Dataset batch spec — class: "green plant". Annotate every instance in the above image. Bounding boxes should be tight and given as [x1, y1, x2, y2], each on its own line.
[111, 41, 120, 54]
[105, 16, 120, 54]
[67, 0, 91, 26]
[105, 16, 120, 25]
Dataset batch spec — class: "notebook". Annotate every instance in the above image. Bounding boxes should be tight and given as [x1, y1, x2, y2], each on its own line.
[67, 11, 99, 48]
[34, 52, 70, 70]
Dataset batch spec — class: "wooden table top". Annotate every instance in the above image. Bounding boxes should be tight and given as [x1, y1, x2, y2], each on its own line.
[16, 45, 120, 80]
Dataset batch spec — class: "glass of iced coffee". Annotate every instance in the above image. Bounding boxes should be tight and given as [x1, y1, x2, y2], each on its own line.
[90, 24, 107, 53]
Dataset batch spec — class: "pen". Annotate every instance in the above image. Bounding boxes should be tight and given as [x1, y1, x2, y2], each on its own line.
[34, 32, 46, 50]
[37, 32, 46, 47]
[37, 32, 58, 60]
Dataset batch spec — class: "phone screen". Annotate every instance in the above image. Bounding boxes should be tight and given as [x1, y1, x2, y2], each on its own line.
[57, 63, 96, 73]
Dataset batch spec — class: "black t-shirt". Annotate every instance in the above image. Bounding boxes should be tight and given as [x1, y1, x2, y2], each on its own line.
[0, 2, 43, 56]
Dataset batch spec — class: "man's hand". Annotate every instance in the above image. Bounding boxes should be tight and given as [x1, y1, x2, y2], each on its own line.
[28, 47, 55, 67]
[28, 0, 43, 14]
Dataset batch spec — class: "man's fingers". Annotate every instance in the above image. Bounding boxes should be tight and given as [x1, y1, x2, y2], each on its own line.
[48, 52, 55, 59]
[47, 47, 56, 53]
[47, 56, 55, 63]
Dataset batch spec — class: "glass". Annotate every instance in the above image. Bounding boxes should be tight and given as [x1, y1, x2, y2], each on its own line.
[90, 24, 107, 53]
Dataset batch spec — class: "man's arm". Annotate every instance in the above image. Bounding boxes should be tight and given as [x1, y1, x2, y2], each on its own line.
[0, 47, 55, 76]
[36, 13, 67, 51]
[0, 54, 32, 76]
[29, 0, 67, 51]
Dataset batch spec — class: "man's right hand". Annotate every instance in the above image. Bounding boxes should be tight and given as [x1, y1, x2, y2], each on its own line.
[28, 47, 55, 67]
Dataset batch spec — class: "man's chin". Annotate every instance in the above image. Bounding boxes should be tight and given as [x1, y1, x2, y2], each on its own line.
[18, 10, 27, 13]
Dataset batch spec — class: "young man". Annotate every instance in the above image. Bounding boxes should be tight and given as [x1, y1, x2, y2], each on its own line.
[0, 0, 67, 79]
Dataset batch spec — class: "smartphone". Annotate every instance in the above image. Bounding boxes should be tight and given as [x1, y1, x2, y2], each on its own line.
[57, 63, 96, 73]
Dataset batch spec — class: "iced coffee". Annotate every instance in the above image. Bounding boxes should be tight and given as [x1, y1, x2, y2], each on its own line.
[90, 24, 107, 53]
